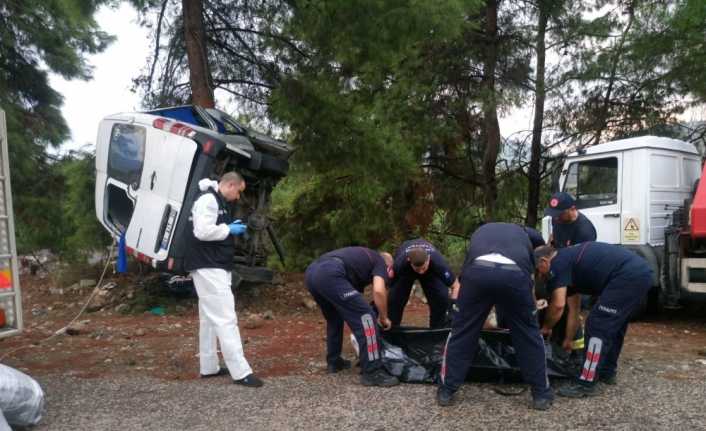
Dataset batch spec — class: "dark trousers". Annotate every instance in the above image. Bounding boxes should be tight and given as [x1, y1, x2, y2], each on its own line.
[440, 262, 552, 400]
[579, 264, 652, 385]
[388, 272, 450, 328]
[305, 258, 383, 373]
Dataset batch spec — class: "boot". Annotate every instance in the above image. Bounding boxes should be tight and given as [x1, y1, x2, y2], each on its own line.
[360, 368, 399, 387]
[558, 382, 600, 398]
[200, 367, 229, 378]
[436, 386, 455, 407]
[327, 357, 352, 374]
[599, 373, 617, 385]
[531, 397, 553, 411]
[233, 374, 264, 388]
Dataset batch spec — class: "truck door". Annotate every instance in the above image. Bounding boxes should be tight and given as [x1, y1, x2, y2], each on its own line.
[123, 128, 197, 261]
[562, 154, 622, 243]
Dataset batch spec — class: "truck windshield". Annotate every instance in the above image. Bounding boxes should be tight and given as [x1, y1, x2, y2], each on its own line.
[563, 157, 618, 208]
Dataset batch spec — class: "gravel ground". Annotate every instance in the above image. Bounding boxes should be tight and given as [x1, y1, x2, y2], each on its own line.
[31, 356, 706, 431]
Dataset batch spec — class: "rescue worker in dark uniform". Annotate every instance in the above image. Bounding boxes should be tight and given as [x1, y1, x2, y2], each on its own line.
[305, 247, 400, 386]
[437, 223, 554, 410]
[387, 239, 460, 328]
[535, 242, 652, 397]
[544, 192, 595, 344]
[494, 226, 547, 329]
[523, 226, 546, 249]
[544, 192, 597, 248]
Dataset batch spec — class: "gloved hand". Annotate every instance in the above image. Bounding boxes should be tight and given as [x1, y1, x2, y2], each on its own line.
[228, 221, 247, 236]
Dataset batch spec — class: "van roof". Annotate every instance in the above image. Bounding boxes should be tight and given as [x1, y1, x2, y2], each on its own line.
[573, 135, 699, 157]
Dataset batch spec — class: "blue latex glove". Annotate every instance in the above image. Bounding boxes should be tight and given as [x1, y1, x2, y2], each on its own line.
[228, 221, 247, 236]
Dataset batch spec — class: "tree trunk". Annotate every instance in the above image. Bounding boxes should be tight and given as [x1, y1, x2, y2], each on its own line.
[525, 1, 548, 227]
[593, 3, 634, 146]
[182, 0, 215, 108]
[481, 0, 501, 222]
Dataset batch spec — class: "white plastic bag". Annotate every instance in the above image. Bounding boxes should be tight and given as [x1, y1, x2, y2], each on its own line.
[0, 364, 45, 427]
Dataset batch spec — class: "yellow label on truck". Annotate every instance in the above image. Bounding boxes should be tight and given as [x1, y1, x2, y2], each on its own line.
[623, 217, 640, 242]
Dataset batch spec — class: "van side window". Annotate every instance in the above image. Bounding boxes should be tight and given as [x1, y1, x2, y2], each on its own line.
[564, 157, 618, 209]
[108, 124, 146, 185]
[106, 184, 134, 232]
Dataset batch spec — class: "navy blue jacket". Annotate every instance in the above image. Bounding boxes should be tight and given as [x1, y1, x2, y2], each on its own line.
[546, 242, 651, 296]
[552, 212, 596, 248]
[393, 239, 455, 285]
[322, 247, 389, 291]
[465, 223, 535, 276]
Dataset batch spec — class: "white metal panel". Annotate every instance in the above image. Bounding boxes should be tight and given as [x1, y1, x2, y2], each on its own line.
[0, 109, 22, 338]
[647, 150, 699, 246]
[569, 136, 698, 157]
[124, 130, 197, 261]
[618, 149, 649, 244]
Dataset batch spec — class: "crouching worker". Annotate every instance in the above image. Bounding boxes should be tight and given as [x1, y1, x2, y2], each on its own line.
[388, 239, 460, 328]
[305, 247, 399, 387]
[185, 172, 263, 387]
[535, 242, 652, 397]
[438, 223, 553, 410]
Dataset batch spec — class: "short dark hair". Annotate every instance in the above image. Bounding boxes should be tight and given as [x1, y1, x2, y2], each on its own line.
[534, 245, 556, 261]
[220, 171, 244, 185]
[408, 247, 429, 267]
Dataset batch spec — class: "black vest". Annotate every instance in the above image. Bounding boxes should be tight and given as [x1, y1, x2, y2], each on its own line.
[184, 189, 236, 272]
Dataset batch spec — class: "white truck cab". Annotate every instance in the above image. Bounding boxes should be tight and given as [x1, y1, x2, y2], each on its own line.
[542, 135, 703, 308]
[95, 105, 290, 282]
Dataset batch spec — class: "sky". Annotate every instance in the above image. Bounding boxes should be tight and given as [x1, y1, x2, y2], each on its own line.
[49, 4, 536, 155]
[50, 3, 151, 154]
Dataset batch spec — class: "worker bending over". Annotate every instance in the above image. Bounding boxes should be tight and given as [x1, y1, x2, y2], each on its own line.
[388, 239, 460, 328]
[305, 246, 399, 386]
[535, 242, 652, 397]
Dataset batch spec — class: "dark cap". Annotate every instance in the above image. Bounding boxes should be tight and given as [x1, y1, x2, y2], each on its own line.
[544, 192, 575, 217]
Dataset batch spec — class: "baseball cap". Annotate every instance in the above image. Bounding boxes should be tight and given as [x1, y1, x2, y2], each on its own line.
[544, 192, 575, 217]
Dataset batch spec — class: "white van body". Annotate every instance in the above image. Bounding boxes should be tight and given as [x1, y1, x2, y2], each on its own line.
[95, 106, 290, 279]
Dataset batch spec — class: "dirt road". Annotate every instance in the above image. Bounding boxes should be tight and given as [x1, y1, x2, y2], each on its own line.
[3, 273, 706, 430]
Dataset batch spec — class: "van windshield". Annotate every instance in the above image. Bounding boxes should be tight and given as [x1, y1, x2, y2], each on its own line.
[563, 157, 618, 208]
[108, 124, 146, 185]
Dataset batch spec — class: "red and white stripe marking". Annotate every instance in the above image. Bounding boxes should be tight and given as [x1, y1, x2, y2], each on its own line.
[361, 314, 380, 361]
[579, 337, 603, 382]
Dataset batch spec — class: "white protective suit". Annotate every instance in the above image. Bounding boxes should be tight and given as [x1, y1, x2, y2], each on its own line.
[190, 179, 253, 380]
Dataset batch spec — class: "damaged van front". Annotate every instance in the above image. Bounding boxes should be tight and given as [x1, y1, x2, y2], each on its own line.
[95, 105, 290, 283]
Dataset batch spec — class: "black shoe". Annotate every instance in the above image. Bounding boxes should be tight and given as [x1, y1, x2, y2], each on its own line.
[327, 357, 352, 374]
[200, 367, 229, 378]
[558, 382, 600, 398]
[436, 386, 455, 407]
[234, 374, 264, 388]
[599, 373, 617, 385]
[532, 397, 553, 411]
[360, 369, 399, 387]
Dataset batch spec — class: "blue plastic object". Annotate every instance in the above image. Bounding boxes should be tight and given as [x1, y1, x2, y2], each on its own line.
[117, 232, 127, 273]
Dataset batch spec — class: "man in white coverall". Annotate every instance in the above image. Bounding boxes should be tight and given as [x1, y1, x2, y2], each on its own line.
[184, 172, 263, 387]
